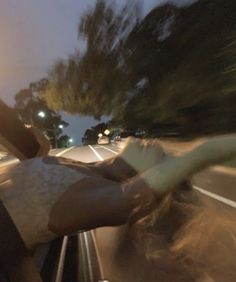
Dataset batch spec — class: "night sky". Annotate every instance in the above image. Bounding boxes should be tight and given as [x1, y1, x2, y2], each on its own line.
[0, 0, 193, 144]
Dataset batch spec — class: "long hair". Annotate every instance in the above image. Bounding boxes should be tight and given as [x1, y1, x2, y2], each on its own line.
[129, 169, 236, 281]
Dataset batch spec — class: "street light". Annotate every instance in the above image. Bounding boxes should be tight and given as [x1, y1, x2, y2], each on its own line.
[58, 124, 64, 129]
[98, 133, 103, 138]
[38, 111, 46, 118]
[69, 138, 74, 144]
[104, 129, 110, 136]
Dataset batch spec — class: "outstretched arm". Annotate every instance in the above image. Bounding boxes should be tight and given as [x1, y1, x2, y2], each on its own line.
[49, 134, 236, 235]
[135, 134, 236, 196]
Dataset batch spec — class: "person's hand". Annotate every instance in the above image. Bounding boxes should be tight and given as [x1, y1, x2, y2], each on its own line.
[93, 137, 166, 182]
[118, 137, 165, 175]
[136, 134, 236, 197]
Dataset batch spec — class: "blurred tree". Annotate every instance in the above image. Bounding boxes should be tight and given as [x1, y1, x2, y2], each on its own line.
[43, 0, 141, 119]
[42, 0, 236, 137]
[15, 83, 69, 148]
[117, 0, 236, 135]
[81, 122, 108, 145]
[57, 135, 72, 148]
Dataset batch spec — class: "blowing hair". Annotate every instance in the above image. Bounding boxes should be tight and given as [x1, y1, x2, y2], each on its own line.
[128, 156, 236, 281]
[129, 136, 236, 282]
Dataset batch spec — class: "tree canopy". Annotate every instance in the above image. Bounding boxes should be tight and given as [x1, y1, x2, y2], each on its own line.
[15, 80, 69, 148]
[42, 0, 236, 137]
[81, 122, 110, 145]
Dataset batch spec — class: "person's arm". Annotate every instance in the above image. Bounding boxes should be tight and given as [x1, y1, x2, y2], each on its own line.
[130, 134, 236, 196]
[48, 134, 236, 235]
[48, 177, 134, 235]
[86, 157, 137, 181]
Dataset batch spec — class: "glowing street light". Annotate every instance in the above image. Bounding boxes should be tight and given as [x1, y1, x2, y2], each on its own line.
[38, 111, 46, 118]
[98, 133, 103, 138]
[58, 124, 64, 129]
[104, 129, 110, 136]
[69, 138, 74, 143]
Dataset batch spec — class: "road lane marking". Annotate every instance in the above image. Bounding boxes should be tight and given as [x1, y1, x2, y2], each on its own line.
[88, 145, 104, 161]
[98, 146, 119, 155]
[55, 236, 68, 282]
[55, 146, 75, 157]
[90, 230, 105, 278]
[83, 232, 94, 282]
[193, 185, 236, 208]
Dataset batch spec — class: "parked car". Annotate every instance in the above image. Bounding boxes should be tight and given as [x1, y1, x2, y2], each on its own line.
[97, 136, 110, 145]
